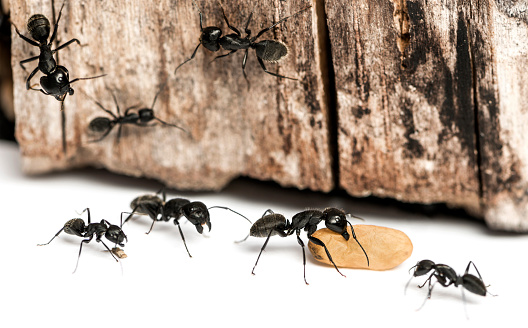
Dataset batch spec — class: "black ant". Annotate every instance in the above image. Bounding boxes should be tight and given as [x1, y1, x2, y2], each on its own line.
[241, 208, 369, 285]
[175, 1, 312, 87]
[87, 85, 188, 143]
[13, 2, 105, 105]
[37, 208, 128, 273]
[123, 189, 251, 257]
[405, 259, 495, 312]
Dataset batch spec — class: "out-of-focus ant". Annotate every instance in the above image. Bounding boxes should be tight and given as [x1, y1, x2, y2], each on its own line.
[241, 207, 369, 284]
[175, 1, 311, 87]
[124, 189, 251, 257]
[37, 208, 128, 273]
[405, 259, 495, 314]
[87, 85, 189, 143]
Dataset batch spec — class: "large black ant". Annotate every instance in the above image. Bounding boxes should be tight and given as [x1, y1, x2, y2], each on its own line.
[37, 208, 128, 273]
[13, 2, 105, 105]
[87, 85, 189, 143]
[405, 259, 495, 312]
[241, 208, 369, 285]
[123, 189, 251, 257]
[175, 1, 312, 87]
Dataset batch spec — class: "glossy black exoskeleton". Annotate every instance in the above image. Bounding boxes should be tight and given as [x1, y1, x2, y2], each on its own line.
[37, 208, 128, 273]
[13, 2, 104, 102]
[175, 1, 311, 87]
[124, 189, 251, 257]
[243, 207, 369, 284]
[87, 86, 188, 143]
[405, 259, 494, 312]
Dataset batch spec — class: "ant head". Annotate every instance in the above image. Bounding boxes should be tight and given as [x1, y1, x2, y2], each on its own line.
[105, 225, 128, 247]
[183, 201, 211, 233]
[322, 208, 349, 240]
[138, 108, 154, 123]
[201, 27, 222, 51]
[41, 65, 71, 98]
[254, 40, 288, 63]
[27, 14, 50, 43]
[411, 259, 436, 277]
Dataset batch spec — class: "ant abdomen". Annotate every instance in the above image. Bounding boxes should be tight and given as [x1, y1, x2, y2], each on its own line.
[63, 218, 85, 237]
[89, 117, 112, 133]
[27, 14, 51, 42]
[250, 214, 288, 238]
[254, 40, 288, 63]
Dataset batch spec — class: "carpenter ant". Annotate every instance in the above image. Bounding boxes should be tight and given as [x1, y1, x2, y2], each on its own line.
[13, 2, 105, 105]
[242, 208, 369, 285]
[87, 86, 188, 143]
[123, 189, 251, 257]
[37, 208, 128, 273]
[175, 1, 312, 87]
[405, 259, 495, 312]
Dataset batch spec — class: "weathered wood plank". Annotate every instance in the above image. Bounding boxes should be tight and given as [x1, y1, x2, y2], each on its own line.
[11, 0, 333, 191]
[325, 0, 481, 213]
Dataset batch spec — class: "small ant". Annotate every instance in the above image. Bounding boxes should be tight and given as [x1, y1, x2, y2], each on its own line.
[87, 85, 188, 143]
[124, 189, 251, 257]
[175, 1, 312, 87]
[37, 208, 128, 273]
[241, 208, 369, 285]
[405, 259, 495, 312]
[13, 2, 105, 105]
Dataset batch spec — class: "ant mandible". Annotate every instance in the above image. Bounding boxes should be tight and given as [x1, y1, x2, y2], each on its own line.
[87, 85, 189, 143]
[405, 259, 495, 311]
[37, 208, 128, 273]
[242, 207, 369, 285]
[13, 2, 105, 107]
[175, 1, 312, 87]
[123, 189, 251, 257]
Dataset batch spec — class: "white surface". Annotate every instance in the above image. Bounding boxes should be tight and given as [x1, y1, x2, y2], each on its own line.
[0, 140, 525, 327]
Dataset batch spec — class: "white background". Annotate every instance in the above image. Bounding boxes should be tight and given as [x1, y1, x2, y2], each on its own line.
[0, 140, 526, 327]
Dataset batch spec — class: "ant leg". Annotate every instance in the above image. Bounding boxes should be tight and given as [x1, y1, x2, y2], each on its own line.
[465, 261, 483, 280]
[145, 219, 156, 234]
[37, 227, 65, 246]
[308, 235, 346, 278]
[122, 210, 138, 225]
[68, 74, 107, 87]
[19, 55, 39, 71]
[174, 220, 192, 257]
[73, 236, 92, 274]
[261, 209, 274, 217]
[25, 67, 40, 90]
[99, 240, 119, 262]
[257, 57, 297, 80]
[12, 23, 39, 46]
[221, 7, 241, 36]
[53, 38, 81, 52]
[296, 231, 309, 285]
[253, 6, 312, 40]
[212, 50, 237, 61]
[252, 229, 274, 275]
[153, 117, 189, 134]
[49, 1, 65, 44]
[174, 43, 201, 74]
[347, 222, 369, 266]
[416, 279, 436, 311]
[242, 49, 250, 89]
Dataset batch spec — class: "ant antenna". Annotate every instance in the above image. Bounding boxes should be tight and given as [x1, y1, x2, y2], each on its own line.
[208, 206, 253, 242]
[346, 221, 369, 266]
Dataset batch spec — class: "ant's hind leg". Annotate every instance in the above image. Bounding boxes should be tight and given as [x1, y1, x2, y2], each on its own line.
[257, 57, 297, 80]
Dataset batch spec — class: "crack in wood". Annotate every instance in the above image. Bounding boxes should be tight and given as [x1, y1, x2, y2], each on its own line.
[390, 0, 411, 68]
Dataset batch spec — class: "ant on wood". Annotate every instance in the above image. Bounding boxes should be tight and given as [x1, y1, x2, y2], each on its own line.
[405, 259, 495, 313]
[240, 208, 369, 285]
[37, 208, 128, 273]
[87, 85, 189, 143]
[13, 2, 105, 107]
[175, 1, 312, 88]
[123, 189, 251, 257]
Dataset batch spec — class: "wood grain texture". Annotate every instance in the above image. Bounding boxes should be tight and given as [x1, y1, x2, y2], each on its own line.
[11, 0, 332, 191]
[9, 0, 528, 231]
